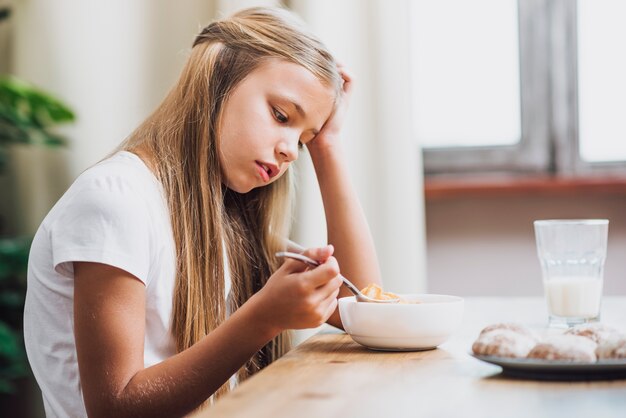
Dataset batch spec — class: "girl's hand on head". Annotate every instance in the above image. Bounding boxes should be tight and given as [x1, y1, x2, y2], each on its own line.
[306, 64, 353, 154]
[249, 245, 342, 333]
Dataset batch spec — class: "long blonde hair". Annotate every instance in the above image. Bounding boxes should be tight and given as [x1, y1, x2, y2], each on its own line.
[116, 7, 341, 399]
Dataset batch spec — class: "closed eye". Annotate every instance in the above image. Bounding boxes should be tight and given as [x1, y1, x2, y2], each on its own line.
[272, 107, 288, 123]
[273, 106, 304, 149]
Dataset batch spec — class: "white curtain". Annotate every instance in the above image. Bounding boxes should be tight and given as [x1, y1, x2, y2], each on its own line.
[289, 0, 427, 294]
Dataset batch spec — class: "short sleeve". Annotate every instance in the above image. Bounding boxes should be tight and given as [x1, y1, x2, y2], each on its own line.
[49, 178, 152, 285]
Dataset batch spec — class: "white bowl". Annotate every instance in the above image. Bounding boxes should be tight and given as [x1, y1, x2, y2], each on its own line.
[338, 294, 464, 351]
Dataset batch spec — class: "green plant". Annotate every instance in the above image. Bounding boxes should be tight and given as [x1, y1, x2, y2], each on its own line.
[0, 76, 75, 170]
[0, 237, 30, 393]
[0, 76, 75, 393]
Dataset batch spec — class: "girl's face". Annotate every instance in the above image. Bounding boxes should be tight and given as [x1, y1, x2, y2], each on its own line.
[218, 59, 336, 193]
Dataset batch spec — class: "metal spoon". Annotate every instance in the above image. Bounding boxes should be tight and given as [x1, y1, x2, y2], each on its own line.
[275, 251, 400, 304]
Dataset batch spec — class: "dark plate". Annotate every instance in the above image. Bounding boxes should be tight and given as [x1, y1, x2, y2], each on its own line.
[471, 353, 626, 381]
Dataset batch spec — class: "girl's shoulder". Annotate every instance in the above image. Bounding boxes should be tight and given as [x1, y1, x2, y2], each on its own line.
[76, 150, 160, 194]
[36, 151, 172, 286]
[42, 151, 165, 230]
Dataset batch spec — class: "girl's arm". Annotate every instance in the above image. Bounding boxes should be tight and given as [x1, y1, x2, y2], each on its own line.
[307, 66, 383, 330]
[74, 250, 340, 418]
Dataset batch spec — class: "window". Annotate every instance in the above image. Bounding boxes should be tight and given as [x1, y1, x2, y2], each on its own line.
[411, 0, 626, 176]
[572, 0, 626, 167]
[411, 0, 521, 150]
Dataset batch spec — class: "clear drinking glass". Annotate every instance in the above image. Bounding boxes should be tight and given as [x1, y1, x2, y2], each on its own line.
[534, 219, 609, 328]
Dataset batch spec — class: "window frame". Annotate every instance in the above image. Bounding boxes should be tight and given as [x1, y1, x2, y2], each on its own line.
[421, 0, 551, 175]
[552, 0, 626, 175]
[421, 0, 626, 177]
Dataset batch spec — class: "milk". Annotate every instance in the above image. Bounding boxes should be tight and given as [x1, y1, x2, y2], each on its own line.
[544, 276, 603, 318]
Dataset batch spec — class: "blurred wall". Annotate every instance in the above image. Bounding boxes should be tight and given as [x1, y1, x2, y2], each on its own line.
[9, 0, 216, 235]
[426, 195, 626, 297]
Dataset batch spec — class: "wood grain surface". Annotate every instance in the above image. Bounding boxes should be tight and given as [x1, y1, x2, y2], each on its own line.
[192, 297, 626, 418]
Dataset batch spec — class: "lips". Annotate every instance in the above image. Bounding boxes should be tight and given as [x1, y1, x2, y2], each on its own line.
[255, 161, 279, 182]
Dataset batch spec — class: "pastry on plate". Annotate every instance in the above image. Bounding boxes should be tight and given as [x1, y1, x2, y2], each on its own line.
[472, 328, 537, 358]
[565, 323, 620, 345]
[527, 335, 597, 362]
[478, 322, 540, 342]
[596, 334, 626, 360]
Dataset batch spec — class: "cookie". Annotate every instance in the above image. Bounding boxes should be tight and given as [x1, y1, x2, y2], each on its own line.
[527, 335, 597, 362]
[473, 329, 537, 358]
[479, 322, 540, 342]
[565, 323, 620, 345]
[596, 335, 626, 360]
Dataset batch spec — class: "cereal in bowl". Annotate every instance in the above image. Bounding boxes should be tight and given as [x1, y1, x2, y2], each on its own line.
[360, 283, 400, 301]
[359, 284, 423, 304]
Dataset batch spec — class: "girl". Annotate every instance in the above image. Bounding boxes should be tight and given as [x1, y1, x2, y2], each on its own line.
[24, 7, 381, 418]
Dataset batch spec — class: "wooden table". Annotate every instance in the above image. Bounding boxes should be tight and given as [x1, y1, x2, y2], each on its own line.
[194, 297, 626, 418]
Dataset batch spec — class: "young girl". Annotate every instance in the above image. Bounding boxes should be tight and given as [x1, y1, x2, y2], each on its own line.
[24, 7, 381, 418]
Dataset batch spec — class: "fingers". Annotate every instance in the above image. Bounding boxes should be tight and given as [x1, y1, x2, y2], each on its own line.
[300, 255, 340, 287]
[315, 273, 343, 298]
[277, 245, 334, 274]
[268, 246, 342, 329]
[277, 257, 311, 274]
[274, 244, 341, 297]
[307, 283, 340, 326]
[339, 67, 353, 88]
[301, 244, 334, 263]
[335, 62, 353, 96]
[320, 290, 340, 322]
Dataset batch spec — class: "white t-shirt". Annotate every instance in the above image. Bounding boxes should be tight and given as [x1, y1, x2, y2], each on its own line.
[24, 151, 231, 417]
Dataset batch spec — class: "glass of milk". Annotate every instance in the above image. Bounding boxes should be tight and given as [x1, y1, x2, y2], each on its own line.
[534, 219, 608, 328]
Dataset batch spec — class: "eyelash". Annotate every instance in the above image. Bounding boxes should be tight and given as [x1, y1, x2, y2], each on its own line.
[272, 107, 288, 123]
[272, 106, 304, 149]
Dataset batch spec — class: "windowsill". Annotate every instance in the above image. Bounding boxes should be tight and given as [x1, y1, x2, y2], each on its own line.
[424, 174, 626, 200]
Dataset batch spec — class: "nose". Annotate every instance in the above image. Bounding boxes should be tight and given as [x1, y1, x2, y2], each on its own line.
[276, 135, 299, 163]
